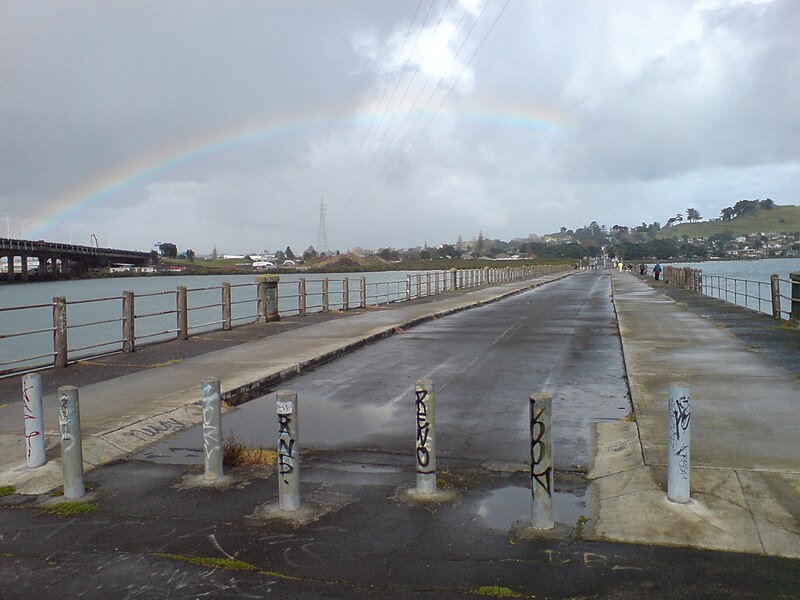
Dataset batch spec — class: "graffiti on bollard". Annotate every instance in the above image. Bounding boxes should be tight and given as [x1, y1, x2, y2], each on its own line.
[415, 380, 436, 494]
[667, 383, 691, 503]
[277, 390, 300, 511]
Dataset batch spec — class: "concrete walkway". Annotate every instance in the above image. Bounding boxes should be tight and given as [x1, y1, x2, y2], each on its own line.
[0, 270, 574, 495]
[590, 271, 800, 558]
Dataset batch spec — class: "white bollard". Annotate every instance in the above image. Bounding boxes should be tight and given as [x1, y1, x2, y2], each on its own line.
[667, 383, 691, 503]
[58, 386, 85, 499]
[201, 378, 223, 480]
[415, 380, 437, 494]
[530, 392, 554, 529]
[22, 373, 46, 468]
[277, 390, 300, 511]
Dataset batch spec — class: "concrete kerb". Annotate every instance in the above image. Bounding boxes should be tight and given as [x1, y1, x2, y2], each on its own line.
[2, 270, 577, 495]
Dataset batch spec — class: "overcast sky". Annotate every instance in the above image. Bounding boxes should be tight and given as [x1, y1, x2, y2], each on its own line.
[1, 0, 798, 255]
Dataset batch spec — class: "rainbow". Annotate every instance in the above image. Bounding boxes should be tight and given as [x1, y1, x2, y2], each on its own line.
[23, 104, 571, 239]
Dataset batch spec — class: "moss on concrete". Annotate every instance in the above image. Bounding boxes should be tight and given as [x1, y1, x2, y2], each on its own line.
[473, 586, 525, 598]
[42, 502, 97, 517]
[154, 553, 303, 580]
[153, 553, 258, 572]
[0, 485, 15, 497]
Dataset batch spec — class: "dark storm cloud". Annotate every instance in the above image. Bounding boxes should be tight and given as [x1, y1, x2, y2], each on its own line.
[1, 0, 798, 251]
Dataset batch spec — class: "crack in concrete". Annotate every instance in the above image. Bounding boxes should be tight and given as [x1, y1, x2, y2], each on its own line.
[734, 470, 767, 554]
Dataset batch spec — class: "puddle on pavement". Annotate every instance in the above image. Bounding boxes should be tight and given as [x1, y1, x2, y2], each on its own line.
[475, 484, 588, 530]
[303, 462, 403, 486]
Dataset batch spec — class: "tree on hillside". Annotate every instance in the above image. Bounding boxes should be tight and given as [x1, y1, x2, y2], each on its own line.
[185, 249, 195, 263]
[377, 247, 399, 261]
[473, 231, 485, 258]
[302, 245, 317, 261]
[720, 207, 735, 221]
[686, 208, 701, 223]
[159, 242, 178, 258]
[733, 199, 759, 218]
[675, 213, 684, 224]
[761, 198, 774, 209]
[433, 244, 458, 259]
[285, 246, 295, 259]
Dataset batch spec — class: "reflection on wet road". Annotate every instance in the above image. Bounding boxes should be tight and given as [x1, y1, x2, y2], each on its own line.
[142, 270, 629, 471]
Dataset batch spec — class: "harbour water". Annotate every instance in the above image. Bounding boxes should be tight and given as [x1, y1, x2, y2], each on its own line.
[668, 257, 800, 284]
[0, 270, 443, 373]
[663, 258, 800, 317]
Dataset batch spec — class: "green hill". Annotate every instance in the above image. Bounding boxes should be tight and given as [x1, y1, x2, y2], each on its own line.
[656, 204, 800, 239]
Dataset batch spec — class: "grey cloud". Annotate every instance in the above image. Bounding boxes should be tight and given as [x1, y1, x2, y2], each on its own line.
[1, 0, 798, 252]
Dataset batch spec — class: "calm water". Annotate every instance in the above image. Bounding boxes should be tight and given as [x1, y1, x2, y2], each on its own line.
[663, 258, 800, 317]
[0, 270, 449, 373]
[668, 257, 800, 283]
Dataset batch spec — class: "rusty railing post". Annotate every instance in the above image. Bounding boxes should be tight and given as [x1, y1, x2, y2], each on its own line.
[222, 282, 232, 330]
[53, 296, 68, 368]
[177, 286, 189, 340]
[122, 290, 135, 352]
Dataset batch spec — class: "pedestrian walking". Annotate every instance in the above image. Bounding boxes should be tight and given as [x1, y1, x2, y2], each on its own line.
[653, 263, 662, 281]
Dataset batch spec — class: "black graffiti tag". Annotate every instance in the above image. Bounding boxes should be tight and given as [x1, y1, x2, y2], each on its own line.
[671, 395, 691, 443]
[530, 405, 552, 497]
[415, 389, 431, 470]
[278, 414, 295, 476]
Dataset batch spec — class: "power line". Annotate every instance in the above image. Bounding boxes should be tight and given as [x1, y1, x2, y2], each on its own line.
[334, 0, 425, 209]
[350, 0, 504, 211]
[382, 0, 514, 185]
[341, 0, 440, 210]
[342, 0, 479, 212]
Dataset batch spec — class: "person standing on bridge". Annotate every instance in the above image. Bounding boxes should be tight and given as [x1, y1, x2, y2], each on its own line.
[653, 263, 662, 281]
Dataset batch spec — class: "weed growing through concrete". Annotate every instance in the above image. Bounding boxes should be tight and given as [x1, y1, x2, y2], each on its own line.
[223, 437, 277, 467]
[153, 553, 303, 580]
[473, 586, 525, 598]
[622, 411, 637, 422]
[437, 469, 469, 490]
[153, 553, 258, 572]
[0, 485, 15, 497]
[575, 515, 589, 540]
[42, 502, 97, 517]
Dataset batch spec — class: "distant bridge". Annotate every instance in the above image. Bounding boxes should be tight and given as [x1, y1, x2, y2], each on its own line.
[0, 237, 151, 282]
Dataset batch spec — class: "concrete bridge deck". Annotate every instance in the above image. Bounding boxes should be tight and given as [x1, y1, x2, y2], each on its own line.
[0, 268, 798, 561]
[0, 270, 575, 492]
[1, 236, 150, 281]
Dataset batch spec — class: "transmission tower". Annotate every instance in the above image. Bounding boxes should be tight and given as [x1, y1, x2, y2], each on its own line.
[316, 199, 329, 255]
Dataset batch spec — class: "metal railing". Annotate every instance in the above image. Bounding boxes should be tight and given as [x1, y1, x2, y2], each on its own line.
[701, 275, 770, 314]
[662, 265, 800, 322]
[0, 264, 570, 374]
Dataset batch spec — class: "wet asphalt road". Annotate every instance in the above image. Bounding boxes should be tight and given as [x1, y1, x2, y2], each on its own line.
[144, 269, 630, 472]
[3, 269, 799, 598]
